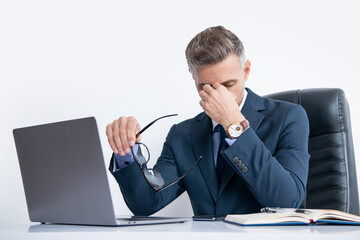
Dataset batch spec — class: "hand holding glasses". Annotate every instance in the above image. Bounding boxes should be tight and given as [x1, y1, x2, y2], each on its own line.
[131, 114, 203, 192]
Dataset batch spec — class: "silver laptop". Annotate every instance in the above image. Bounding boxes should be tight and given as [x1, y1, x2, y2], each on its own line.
[13, 117, 188, 226]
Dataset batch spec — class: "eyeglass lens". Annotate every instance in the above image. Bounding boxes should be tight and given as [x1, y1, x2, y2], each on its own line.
[133, 143, 150, 165]
[132, 143, 165, 191]
[142, 169, 165, 191]
[130, 114, 203, 192]
[134, 142, 202, 191]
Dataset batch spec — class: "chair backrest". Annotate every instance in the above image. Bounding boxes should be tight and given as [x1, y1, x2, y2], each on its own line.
[264, 88, 359, 215]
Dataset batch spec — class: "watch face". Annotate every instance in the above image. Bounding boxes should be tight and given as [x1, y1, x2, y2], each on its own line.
[229, 124, 243, 138]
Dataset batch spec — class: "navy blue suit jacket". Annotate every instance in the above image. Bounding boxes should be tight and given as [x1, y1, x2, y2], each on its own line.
[109, 88, 310, 216]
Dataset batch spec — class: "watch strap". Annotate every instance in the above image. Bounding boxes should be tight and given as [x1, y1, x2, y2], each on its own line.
[240, 119, 250, 131]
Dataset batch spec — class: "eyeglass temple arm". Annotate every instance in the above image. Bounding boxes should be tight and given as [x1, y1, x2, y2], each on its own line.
[156, 156, 203, 192]
[136, 114, 178, 138]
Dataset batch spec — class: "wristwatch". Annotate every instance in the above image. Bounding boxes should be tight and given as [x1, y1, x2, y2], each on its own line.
[226, 119, 250, 139]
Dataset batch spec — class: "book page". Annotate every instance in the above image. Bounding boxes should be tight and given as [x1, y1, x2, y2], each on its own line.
[225, 212, 309, 225]
[305, 209, 360, 222]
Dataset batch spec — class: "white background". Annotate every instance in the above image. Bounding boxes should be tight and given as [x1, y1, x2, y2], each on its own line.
[1, 0, 359, 223]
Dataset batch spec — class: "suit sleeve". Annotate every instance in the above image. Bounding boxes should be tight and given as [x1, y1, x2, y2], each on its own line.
[108, 124, 185, 216]
[223, 104, 310, 208]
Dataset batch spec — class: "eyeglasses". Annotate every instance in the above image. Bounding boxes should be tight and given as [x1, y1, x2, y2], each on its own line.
[131, 114, 203, 192]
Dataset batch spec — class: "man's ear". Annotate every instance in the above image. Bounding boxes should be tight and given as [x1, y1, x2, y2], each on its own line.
[243, 60, 251, 82]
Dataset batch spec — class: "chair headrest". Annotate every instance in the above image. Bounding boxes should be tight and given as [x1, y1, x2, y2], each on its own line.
[264, 88, 350, 138]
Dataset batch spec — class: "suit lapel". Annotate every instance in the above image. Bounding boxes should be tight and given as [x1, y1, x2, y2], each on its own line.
[192, 113, 219, 202]
[241, 88, 266, 133]
[218, 88, 266, 199]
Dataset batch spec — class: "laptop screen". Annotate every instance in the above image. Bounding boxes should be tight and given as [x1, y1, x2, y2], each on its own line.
[13, 117, 118, 225]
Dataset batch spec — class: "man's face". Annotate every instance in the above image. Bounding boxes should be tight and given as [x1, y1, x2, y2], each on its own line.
[193, 54, 251, 106]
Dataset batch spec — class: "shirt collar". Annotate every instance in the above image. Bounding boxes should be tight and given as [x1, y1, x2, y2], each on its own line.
[211, 88, 248, 132]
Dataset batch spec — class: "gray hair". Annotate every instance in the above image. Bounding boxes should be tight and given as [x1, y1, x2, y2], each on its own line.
[185, 26, 246, 74]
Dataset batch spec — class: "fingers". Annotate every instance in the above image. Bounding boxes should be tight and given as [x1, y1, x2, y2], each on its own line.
[106, 116, 140, 156]
[200, 83, 225, 101]
[118, 117, 131, 156]
[212, 82, 223, 89]
[202, 84, 215, 95]
[199, 89, 210, 102]
[135, 123, 142, 142]
[199, 84, 213, 113]
[199, 99, 205, 109]
[106, 124, 118, 154]
[126, 116, 138, 147]
[136, 134, 142, 142]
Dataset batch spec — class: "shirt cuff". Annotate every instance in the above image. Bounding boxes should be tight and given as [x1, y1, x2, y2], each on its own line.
[225, 127, 249, 146]
[225, 138, 237, 146]
[112, 145, 138, 172]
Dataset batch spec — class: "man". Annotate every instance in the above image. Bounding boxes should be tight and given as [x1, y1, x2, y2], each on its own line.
[106, 26, 310, 216]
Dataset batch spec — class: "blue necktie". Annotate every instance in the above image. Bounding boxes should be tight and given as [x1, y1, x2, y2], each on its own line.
[214, 124, 228, 184]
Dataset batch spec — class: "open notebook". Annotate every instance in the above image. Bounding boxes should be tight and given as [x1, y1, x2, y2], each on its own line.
[224, 208, 360, 226]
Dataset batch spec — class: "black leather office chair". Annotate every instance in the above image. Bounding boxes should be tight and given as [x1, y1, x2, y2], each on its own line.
[264, 88, 359, 215]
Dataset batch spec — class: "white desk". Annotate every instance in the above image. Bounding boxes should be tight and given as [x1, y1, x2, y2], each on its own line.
[1, 220, 360, 240]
